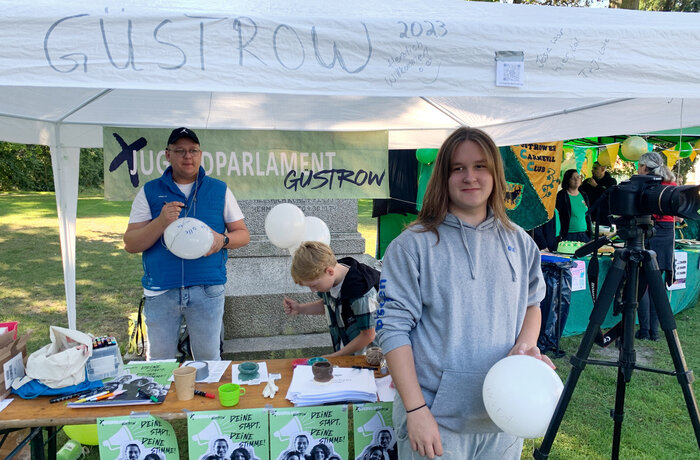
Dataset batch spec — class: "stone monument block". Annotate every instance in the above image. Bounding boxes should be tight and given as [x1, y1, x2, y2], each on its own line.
[221, 198, 378, 360]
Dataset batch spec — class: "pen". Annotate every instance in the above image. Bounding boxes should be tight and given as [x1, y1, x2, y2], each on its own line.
[351, 366, 379, 371]
[194, 389, 215, 399]
[74, 390, 110, 404]
[92, 389, 126, 401]
[137, 389, 159, 403]
[162, 201, 187, 209]
[50, 389, 99, 404]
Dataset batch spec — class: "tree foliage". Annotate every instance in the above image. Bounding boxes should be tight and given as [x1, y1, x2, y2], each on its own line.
[504, 0, 699, 9]
[640, 0, 699, 11]
[0, 142, 104, 191]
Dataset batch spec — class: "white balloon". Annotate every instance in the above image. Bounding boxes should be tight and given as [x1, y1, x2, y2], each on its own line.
[482, 355, 563, 439]
[304, 216, 331, 245]
[265, 203, 306, 249]
[163, 217, 214, 260]
[287, 216, 331, 255]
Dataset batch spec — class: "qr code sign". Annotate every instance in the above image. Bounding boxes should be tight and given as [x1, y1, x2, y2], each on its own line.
[502, 63, 522, 83]
[496, 60, 524, 87]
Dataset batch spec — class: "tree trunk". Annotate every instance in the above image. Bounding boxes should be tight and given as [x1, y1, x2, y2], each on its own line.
[609, 0, 640, 9]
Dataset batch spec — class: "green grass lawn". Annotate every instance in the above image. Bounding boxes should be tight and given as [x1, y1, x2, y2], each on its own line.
[1, 192, 699, 459]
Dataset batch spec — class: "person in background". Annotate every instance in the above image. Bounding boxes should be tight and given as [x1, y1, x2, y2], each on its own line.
[123, 127, 250, 361]
[375, 127, 549, 459]
[635, 151, 678, 341]
[283, 241, 379, 357]
[580, 161, 617, 227]
[531, 209, 560, 253]
[556, 169, 592, 242]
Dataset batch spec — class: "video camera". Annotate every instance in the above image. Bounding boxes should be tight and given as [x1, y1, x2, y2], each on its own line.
[608, 175, 700, 219]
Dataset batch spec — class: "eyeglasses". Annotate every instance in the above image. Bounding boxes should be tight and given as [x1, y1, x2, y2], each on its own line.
[168, 148, 201, 157]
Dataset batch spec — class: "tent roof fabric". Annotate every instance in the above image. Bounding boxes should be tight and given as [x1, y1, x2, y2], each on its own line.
[1, 1, 699, 148]
[2, 1, 699, 328]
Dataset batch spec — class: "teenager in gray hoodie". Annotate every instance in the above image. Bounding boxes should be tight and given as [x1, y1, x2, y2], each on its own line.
[375, 127, 550, 459]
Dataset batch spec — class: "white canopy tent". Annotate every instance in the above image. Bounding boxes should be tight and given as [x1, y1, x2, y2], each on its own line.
[1, 0, 699, 328]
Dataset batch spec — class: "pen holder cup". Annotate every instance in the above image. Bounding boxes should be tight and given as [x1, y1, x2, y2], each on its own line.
[237, 361, 260, 381]
[219, 383, 246, 407]
[312, 361, 333, 382]
[172, 366, 197, 401]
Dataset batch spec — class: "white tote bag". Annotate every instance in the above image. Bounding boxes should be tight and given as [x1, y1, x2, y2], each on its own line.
[19, 326, 93, 388]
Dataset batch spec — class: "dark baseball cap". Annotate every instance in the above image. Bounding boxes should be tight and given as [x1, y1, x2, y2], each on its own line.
[167, 127, 199, 146]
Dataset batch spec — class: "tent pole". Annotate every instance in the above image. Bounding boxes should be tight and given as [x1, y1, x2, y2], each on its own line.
[49, 123, 80, 330]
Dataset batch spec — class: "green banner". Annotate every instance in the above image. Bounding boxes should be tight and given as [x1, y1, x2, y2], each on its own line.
[500, 146, 550, 231]
[97, 415, 179, 460]
[187, 409, 269, 460]
[104, 128, 389, 201]
[269, 406, 348, 460]
[353, 402, 395, 460]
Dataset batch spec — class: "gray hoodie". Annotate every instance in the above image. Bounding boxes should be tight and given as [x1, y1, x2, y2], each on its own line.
[375, 211, 546, 433]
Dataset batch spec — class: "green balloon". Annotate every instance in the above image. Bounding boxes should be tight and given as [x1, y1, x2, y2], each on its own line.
[416, 148, 438, 165]
[675, 141, 693, 158]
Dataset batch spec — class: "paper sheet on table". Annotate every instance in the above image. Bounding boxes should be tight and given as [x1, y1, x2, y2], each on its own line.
[375, 375, 396, 402]
[0, 398, 13, 412]
[182, 360, 231, 383]
[231, 362, 269, 385]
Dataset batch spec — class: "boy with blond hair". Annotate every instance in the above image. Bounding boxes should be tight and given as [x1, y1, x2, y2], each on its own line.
[283, 241, 380, 357]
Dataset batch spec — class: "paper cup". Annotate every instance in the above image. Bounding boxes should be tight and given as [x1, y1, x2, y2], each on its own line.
[219, 383, 246, 407]
[172, 366, 197, 400]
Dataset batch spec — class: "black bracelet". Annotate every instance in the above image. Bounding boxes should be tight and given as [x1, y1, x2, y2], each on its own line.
[406, 403, 427, 414]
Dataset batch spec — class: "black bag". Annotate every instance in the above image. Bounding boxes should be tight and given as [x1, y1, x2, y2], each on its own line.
[538, 260, 574, 356]
[176, 323, 193, 362]
[126, 297, 196, 362]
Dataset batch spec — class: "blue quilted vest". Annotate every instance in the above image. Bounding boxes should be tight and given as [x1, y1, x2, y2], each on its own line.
[141, 166, 227, 290]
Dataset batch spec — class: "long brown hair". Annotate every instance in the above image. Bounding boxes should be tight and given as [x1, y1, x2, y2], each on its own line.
[412, 127, 514, 237]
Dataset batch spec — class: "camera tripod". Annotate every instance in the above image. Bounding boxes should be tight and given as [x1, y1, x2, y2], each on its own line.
[534, 215, 700, 460]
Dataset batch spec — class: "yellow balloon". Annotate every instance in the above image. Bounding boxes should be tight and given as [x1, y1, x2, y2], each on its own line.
[620, 136, 648, 161]
[63, 424, 99, 446]
[597, 143, 620, 167]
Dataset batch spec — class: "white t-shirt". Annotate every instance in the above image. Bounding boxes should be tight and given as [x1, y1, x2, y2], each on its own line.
[128, 182, 244, 224]
[128, 181, 244, 296]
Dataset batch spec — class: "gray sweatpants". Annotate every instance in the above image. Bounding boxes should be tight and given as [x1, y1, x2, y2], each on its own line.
[393, 395, 524, 460]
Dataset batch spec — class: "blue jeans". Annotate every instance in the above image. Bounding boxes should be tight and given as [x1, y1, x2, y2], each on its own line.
[143, 284, 225, 361]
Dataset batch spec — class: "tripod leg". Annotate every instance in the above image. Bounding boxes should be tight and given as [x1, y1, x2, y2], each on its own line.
[643, 257, 700, 448]
[610, 260, 641, 460]
[535, 253, 628, 459]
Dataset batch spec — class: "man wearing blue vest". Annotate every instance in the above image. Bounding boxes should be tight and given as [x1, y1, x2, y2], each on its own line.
[124, 127, 250, 360]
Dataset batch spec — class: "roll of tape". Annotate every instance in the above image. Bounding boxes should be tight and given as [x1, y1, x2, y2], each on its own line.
[190, 361, 209, 380]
